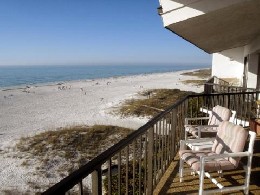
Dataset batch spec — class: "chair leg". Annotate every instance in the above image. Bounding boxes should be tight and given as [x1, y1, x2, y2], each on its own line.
[198, 171, 205, 195]
[198, 128, 201, 139]
[184, 128, 188, 140]
[199, 160, 205, 195]
[179, 158, 184, 182]
[218, 170, 223, 178]
[244, 155, 253, 195]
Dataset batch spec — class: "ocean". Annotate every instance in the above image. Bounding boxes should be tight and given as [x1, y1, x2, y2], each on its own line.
[0, 64, 209, 89]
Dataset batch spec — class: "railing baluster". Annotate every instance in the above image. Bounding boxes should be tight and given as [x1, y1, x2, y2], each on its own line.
[163, 117, 166, 172]
[92, 168, 102, 195]
[171, 109, 177, 158]
[147, 127, 154, 194]
[144, 131, 148, 194]
[133, 140, 136, 194]
[139, 136, 142, 194]
[126, 146, 129, 195]
[108, 158, 112, 195]
[169, 111, 173, 159]
[159, 119, 162, 180]
[196, 97, 199, 118]
[118, 151, 121, 195]
[165, 116, 171, 167]
[154, 123, 158, 185]
[170, 111, 172, 160]
[78, 180, 83, 195]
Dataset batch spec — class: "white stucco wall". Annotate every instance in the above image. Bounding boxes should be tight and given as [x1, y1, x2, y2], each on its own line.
[245, 35, 260, 88]
[247, 54, 259, 88]
[212, 47, 244, 85]
[212, 36, 260, 88]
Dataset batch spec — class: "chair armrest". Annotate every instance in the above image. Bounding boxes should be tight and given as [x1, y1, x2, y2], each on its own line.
[180, 138, 215, 150]
[201, 152, 251, 161]
[185, 117, 210, 125]
[200, 107, 212, 115]
[184, 125, 198, 131]
[197, 125, 218, 128]
[196, 125, 219, 138]
[185, 117, 210, 121]
[181, 138, 215, 144]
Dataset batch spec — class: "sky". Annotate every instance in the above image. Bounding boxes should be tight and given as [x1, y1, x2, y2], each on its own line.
[0, 0, 211, 66]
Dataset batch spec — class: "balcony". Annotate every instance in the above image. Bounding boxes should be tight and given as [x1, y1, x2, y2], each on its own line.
[42, 82, 260, 194]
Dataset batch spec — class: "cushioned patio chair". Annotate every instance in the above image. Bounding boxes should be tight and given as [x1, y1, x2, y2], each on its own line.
[184, 105, 236, 139]
[179, 121, 256, 195]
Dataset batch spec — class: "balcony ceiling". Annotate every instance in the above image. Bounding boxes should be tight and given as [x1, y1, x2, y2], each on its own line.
[166, 0, 260, 53]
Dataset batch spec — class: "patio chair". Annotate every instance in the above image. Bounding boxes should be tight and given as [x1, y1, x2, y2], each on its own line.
[179, 121, 256, 195]
[184, 105, 236, 139]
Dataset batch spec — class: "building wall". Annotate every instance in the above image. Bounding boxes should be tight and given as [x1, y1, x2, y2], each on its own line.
[247, 54, 259, 88]
[245, 35, 260, 89]
[212, 47, 244, 85]
[212, 35, 260, 88]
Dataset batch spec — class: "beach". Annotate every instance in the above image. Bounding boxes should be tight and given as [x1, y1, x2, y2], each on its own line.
[0, 69, 206, 193]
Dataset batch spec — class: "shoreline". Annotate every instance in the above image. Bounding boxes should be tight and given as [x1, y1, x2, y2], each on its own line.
[0, 67, 210, 91]
[0, 68, 208, 193]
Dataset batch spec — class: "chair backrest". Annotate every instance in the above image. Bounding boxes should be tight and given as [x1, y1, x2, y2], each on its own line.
[208, 105, 232, 125]
[211, 121, 249, 167]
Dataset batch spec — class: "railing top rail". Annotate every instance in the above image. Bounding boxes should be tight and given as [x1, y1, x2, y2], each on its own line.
[189, 91, 260, 97]
[205, 76, 229, 86]
[204, 83, 256, 91]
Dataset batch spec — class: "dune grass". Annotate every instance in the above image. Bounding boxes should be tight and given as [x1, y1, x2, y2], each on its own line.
[180, 69, 211, 86]
[16, 125, 133, 176]
[181, 79, 207, 86]
[117, 89, 195, 118]
[180, 68, 211, 79]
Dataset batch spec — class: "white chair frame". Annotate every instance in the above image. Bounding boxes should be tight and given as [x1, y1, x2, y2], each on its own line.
[179, 131, 256, 195]
[184, 107, 236, 140]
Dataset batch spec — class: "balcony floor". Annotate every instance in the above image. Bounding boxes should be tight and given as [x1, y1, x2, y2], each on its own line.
[154, 136, 260, 195]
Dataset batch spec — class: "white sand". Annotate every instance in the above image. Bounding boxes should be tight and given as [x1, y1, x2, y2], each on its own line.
[0, 69, 205, 193]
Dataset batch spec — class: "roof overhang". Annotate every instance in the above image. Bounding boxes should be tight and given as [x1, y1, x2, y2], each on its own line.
[159, 0, 260, 53]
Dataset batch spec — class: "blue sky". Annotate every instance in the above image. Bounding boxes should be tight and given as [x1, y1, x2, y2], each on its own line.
[0, 0, 211, 66]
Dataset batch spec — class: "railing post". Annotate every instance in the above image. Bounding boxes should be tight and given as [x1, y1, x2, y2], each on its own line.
[224, 94, 229, 108]
[92, 168, 102, 195]
[147, 127, 154, 194]
[171, 109, 177, 159]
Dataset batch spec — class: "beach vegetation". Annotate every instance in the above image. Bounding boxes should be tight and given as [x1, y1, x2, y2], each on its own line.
[117, 89, 195, 117]
[180, 68, 211, 79]
[16, 125, 133, 179]
[180, 69, 211, 86]
[181, 79, 207, 86]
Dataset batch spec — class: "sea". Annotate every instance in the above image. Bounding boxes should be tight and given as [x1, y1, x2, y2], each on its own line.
[0, 64, 209, 89]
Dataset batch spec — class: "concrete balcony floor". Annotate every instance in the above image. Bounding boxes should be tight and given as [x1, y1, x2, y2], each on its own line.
[154, 136, 260, 195]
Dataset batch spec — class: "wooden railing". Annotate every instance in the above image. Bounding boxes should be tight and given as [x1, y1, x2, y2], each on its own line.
[43, 91, 260, 195]
[204, 76, 256, 94]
